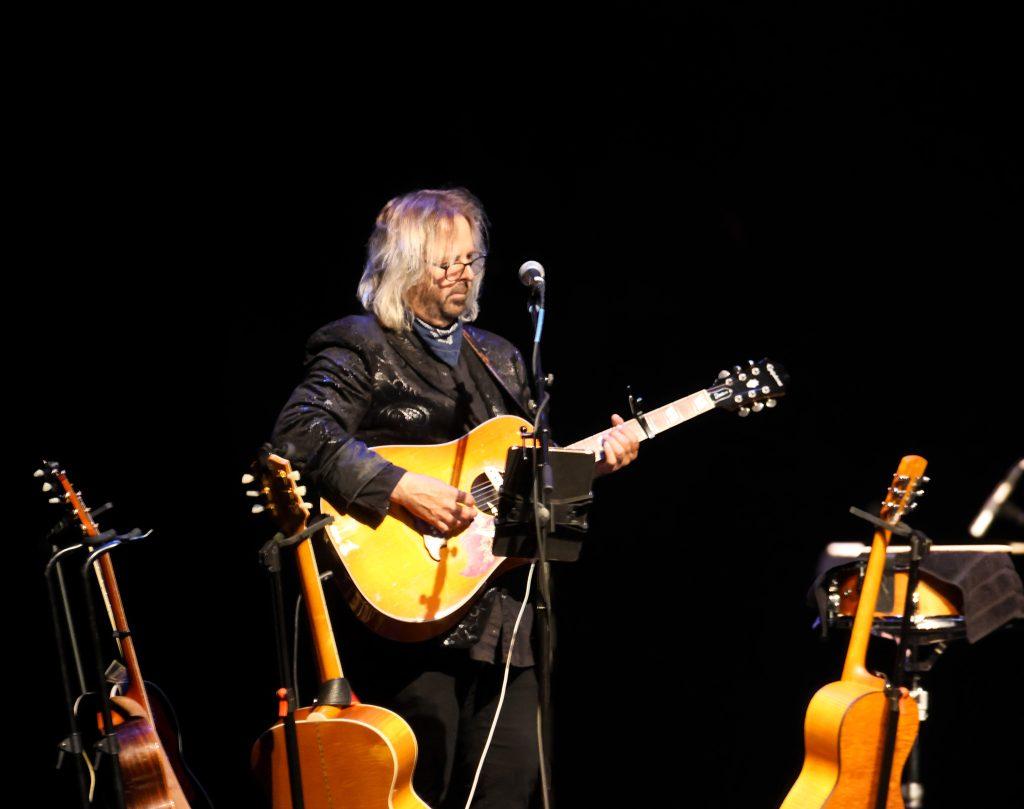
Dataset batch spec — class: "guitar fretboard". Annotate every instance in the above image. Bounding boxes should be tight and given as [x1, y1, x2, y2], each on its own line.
[566, 390, 716, 457]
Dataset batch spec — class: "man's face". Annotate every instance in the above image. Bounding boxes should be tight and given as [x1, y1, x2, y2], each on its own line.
[406, 214, 480, 327]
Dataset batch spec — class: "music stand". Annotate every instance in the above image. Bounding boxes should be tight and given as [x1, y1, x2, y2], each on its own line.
[492, 445, 594, 561]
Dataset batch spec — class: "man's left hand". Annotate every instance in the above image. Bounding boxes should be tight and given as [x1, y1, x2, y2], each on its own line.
[594, 413, 640, 476]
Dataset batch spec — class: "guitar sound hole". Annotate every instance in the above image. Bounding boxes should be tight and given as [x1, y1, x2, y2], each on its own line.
[469, 473, 499, 516]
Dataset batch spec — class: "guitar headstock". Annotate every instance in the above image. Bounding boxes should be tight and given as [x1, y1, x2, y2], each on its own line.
[243, 452, 311, 536]
[880, 455, 929, 525]
[707, 358, 788, 416]
[35, 460, 101, 536]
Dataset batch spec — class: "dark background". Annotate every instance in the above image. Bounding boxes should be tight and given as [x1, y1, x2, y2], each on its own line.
[17, 4, 1022, 807]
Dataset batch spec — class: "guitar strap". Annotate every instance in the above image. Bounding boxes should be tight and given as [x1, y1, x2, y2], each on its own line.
[462, 330, 534, 420]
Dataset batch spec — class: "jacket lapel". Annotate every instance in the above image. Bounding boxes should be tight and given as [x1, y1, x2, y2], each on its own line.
[463, 329, 533, 419]
[386, 329, 460, 402]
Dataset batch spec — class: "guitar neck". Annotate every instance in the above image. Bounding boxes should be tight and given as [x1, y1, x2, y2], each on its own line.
[58, 474, 151, 712]
[840, 526, 894, 684]
[566, 389, 716, 455]
[840, 455, 928, 684]
[295, 535, 345, 685]
[94, 555, 151, 712]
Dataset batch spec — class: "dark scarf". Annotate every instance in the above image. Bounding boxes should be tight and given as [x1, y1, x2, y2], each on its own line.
[412, 316, 463, 367]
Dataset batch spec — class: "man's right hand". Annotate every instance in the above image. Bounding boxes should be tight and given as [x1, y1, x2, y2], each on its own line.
[390, 472, 478, 538]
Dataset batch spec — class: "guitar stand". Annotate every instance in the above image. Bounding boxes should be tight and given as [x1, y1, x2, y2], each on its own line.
[45, 533, 113, 809]
[78, 527, 151, 809]
[257, 514, 336, 809]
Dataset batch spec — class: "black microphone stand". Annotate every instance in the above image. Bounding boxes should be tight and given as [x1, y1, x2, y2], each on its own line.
[527, 280, 557, 809]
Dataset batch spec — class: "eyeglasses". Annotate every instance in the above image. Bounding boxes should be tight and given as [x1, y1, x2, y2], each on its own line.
[435, 254, 487, 281]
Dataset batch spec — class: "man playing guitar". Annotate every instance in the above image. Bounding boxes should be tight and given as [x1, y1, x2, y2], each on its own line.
[272, 187, 638, 808]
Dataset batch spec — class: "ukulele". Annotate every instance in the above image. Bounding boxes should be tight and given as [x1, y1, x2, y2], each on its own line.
[320, 359, 788, 640]
[42, 462, 195, 808]
[780, 456, 927, 809]
[249, 452, 429, 809]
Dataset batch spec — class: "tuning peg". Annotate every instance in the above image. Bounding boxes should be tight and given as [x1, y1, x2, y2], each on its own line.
[765, 399, 777, 408]
[241, 473, 255, 485]
[245, 490, 260, 498]
[761, 386, 771, 395]
[302, 502, 313, 509]
[752, 402, 764, 412]
[738, 406, 751, 417]
[33, 469, 45, 478]
[48, 497, 61, 504]
[42, 482, 53, 492]
[251, 504, 265, 514]
[910, 502, 919, 510]
[289, 471, 301, 481]
[914, 489, 926, 497]
[296, 486, 307, 496]
[718, 369, 730, 379]
[922, 477, 931, 483]
[751, 366, 760, 376]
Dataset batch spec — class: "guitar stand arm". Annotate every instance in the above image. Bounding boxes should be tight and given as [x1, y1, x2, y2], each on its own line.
[56, 731, 86, 769]
[258, 515, 335, 574]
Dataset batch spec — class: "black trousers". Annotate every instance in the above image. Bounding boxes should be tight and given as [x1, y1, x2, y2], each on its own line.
[373, 654, 540, 809]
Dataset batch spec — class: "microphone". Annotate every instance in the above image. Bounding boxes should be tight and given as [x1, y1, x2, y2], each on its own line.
[518, 260, 545, 289]
[969, 458, 1024, 538]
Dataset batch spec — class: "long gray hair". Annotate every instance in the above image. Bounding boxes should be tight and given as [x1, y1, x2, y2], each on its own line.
[357, 188, 489, 330]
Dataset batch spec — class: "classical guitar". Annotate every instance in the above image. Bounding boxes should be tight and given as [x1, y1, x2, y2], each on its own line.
[319, 359, 788, 640]
[41, 462, 196, 808]
[249, 452, 429, 809]
[780, 456, 927, 809]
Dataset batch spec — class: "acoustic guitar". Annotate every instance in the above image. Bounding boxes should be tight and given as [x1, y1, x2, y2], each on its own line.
[42, 462, 196, 808]
[321, 359, 788, 640]
[249, 452, 429, 809]
[780, 456, 928, 808]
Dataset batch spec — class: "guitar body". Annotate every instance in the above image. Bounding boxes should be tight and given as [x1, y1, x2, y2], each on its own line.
[251, 704, 429, 809]
[781, 680, 919, 809]
[322, 415, 533, 641]
[106, 695, 192, 808]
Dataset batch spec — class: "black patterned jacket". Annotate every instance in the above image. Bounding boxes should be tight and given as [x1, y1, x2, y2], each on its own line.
[272, 314, 534, 527]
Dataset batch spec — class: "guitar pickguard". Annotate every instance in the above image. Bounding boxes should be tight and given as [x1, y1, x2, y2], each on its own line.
[422, 534, 446, 561]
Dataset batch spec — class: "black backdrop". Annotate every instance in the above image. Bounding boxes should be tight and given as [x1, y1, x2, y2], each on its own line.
[18, 5, 1022, 807]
